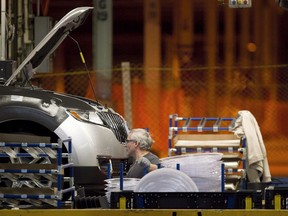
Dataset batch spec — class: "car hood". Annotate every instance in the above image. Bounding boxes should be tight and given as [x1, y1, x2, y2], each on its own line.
[4, 6, 93, 86]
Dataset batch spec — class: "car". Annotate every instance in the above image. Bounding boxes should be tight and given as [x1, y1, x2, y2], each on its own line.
[0, 7, 129, 196]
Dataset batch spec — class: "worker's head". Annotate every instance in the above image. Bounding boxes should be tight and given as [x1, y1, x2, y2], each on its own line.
[125, 128, 154, 157]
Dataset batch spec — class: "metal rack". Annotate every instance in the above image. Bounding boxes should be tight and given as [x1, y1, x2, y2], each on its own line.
[168, 114, 247, 191]
[0, 137, 75, 208]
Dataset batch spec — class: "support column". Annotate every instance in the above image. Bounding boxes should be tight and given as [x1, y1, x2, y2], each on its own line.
[262, 2, 274, 89]
[93, 0, 113, 101]
[144, 0, 161, 89]
[174, 0, 193, 116]
[205, 1, 218, 116]
[224, 6, 235, 112]
[236, 5, 251, 112]
[239, 9, 250, 67]
[262, 2, 278, 133]
[176, 0, 193, 54]
[252, 0, 262, 99]
[1, 0, 6, 60]
[143, 1, 161, 106]
[143, 0, 161, 145]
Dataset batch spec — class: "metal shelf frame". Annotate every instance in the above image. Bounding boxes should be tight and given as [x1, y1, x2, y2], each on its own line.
[168, 114, 247, 191]
[0, 138, 75, 208]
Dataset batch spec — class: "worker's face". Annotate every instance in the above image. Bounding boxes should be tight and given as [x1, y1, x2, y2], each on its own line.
[125, 135, 138, 157]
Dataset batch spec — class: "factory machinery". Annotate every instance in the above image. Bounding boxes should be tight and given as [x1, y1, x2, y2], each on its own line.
[110, 114, 288, 210]
[1, 114, 288, 214]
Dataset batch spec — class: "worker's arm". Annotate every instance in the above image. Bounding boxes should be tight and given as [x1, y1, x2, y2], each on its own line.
[137, 157, 159, 172]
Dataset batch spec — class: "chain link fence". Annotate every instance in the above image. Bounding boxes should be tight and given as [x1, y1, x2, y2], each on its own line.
[33, 63, 288, 177]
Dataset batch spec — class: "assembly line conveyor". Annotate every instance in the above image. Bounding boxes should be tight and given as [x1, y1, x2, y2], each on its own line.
[0, 136, 75, 208]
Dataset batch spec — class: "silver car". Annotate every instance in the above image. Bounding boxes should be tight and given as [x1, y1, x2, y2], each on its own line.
[0, 7, 129, 195]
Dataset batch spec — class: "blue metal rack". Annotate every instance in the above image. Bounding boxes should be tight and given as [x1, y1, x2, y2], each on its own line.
[0, 138, 75, 208]
[168, 114, 247, 191]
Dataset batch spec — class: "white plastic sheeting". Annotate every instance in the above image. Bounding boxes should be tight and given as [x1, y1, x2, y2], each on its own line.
[160, 153, 223, 192]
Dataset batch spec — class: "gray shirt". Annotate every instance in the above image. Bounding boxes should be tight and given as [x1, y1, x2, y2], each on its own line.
[126, 152, 160, 178]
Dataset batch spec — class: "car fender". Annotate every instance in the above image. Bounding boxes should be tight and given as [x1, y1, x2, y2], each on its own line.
[54, 115, 128, 167]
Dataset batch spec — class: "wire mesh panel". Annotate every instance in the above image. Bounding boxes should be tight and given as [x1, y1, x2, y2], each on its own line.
[32, 64, 288, 177]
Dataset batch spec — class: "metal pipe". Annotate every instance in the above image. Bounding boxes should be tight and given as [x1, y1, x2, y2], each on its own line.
[24, 0, 31, 44]
[37, 0, 40, 16]
[7, 0, 12, 59]
[1, 0, 6, 60]
[121, 62, 133, 128]
[17, 0, 23, 63]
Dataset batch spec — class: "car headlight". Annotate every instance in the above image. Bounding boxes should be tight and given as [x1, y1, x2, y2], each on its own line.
[67, 109, 103, 124]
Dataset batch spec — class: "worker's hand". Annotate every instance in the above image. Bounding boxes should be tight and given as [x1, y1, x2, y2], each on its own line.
[136, 157, 151, 168]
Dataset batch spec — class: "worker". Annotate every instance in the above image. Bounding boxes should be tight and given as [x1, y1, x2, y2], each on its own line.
[125, 128, 160, 178]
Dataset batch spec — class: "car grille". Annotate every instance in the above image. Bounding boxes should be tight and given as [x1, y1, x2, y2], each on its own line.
[97, 111, 128, 143]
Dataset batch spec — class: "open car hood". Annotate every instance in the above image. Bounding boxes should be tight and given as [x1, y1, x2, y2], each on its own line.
[4, 6, 93, 86]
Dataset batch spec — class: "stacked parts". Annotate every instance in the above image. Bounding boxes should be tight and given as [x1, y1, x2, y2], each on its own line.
[160, 153, 222, 192]
[168, 114, 246, 191]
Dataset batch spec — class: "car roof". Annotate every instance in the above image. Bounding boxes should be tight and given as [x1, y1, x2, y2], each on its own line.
[4, 6, 93, 86]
